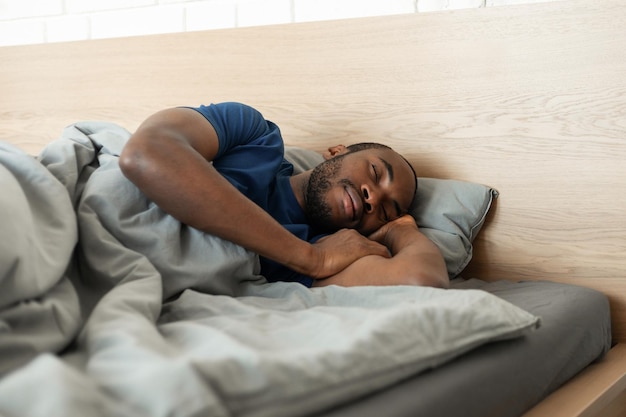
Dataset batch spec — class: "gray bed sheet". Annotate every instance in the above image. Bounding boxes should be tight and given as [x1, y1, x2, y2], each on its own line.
[316, 278, 612, 417]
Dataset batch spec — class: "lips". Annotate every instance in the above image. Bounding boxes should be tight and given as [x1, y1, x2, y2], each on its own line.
[343, 186, 362, 222]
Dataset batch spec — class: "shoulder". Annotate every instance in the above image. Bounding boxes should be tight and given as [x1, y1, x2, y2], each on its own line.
[191, 102, 284, 158]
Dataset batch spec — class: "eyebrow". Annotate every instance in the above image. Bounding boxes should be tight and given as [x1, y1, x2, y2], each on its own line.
[381, 157, 394, 182]
[380, 157, 402, 217]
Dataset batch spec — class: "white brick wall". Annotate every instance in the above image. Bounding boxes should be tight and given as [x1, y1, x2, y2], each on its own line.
[418, 0, 484, 12]
[90, 5, 185, 39]
[238, 0, 292, 27]
[185, 1, 237, 32]
[0, 0, 564, 47]
[294, 0, 415, 22]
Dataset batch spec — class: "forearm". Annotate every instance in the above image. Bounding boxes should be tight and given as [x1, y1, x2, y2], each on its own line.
[120, 124, 316, 276]
[380, 221, 449, 288]
[314, 238, 448, 288]
[158, 165, 316, 274]
[314, 216, 449, 288]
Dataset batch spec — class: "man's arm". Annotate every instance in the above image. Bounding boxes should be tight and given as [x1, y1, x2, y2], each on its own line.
[312, 215, 449, 288]
[118, 107, 390, 279]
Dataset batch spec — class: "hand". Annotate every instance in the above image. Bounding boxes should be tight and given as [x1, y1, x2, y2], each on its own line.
[368, 214, 419, 247]
[308, 228, 391, 278]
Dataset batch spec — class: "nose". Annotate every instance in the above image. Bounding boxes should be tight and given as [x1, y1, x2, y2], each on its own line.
[362, 184, 378, 214]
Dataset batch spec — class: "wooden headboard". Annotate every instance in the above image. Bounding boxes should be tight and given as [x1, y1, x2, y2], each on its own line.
[1, 0, 625, 344]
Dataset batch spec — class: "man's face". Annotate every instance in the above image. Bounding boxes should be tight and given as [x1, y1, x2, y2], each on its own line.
[305, 147, 416, 235]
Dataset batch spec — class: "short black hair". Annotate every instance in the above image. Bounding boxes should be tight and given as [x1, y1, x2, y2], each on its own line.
[346, 142, 391, 153]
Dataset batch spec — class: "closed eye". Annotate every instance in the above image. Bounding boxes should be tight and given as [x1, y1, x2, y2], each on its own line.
[372, 164, 379, 182]
[371, 164, 389, 221]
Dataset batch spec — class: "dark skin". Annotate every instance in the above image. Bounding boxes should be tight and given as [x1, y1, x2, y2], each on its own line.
[119, 107, 448, 288]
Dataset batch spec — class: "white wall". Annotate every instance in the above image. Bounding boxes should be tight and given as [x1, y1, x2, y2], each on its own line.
[0, 0, 563, 47]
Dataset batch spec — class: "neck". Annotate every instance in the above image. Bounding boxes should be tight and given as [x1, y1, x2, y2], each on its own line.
[289, 171, 311, 212]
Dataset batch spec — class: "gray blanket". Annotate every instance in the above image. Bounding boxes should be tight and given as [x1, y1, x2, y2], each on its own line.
[0, 122, 539, 417]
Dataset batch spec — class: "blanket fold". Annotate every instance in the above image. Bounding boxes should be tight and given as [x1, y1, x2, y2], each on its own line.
[0, 142, 80, 375]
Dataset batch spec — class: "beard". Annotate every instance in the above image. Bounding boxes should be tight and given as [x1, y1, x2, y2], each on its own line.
[305, 155, 347, 233]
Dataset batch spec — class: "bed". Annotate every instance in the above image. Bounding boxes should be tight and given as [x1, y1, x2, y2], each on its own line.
[1, 0, 625, 416]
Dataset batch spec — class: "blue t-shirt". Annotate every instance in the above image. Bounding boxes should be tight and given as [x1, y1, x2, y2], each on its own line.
[191, 102, 320, 287]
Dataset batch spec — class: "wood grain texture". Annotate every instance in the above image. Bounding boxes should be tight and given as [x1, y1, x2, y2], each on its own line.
[1, 1, 625, 341]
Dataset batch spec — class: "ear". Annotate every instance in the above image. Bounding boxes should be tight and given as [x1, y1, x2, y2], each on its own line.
[323, 144, 348, 160]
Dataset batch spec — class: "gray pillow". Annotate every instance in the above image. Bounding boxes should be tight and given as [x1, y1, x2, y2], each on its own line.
[285, 146, 497, 279]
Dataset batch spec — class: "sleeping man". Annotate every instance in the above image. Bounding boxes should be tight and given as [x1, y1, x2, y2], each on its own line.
[119, 102, 448, 289]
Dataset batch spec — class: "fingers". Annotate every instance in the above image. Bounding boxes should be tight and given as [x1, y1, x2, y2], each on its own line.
[359, 236, 391, 258]
[368, 214, 417, 243]
[311, 229, 390, 278]
[367, 226, 387, 244]
[318, 229, 389, 257]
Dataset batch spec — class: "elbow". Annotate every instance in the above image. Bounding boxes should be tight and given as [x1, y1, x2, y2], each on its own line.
[430, 275, 450, 289]
[396, 254, 449, 289]
[118, 148, 134, 179]
[118, 138, 149, 184]
[397, 259, 449, 289]
[385, 256, 449, 288]
[408, 270, 450, 289]
[414, 250, 449, 289]
[385, 268, 449, 288]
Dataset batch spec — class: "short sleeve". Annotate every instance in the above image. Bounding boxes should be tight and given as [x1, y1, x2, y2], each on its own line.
[191, 102, 278, 158]
[189, 102, 286, 211]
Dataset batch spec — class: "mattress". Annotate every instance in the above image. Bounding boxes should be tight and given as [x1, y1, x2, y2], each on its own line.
[316, 278, 612, 417]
